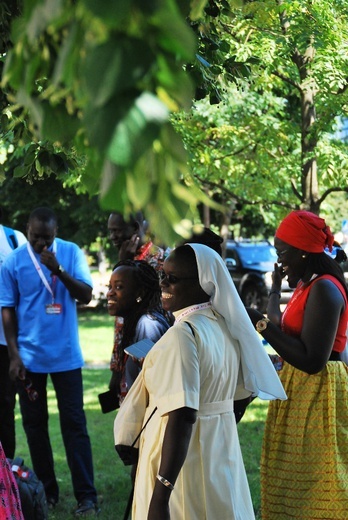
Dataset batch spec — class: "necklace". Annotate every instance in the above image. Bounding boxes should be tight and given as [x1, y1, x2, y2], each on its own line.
[175, 302, 212, 323]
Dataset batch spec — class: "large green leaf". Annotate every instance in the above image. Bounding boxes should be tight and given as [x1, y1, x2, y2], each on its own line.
[83, 93, 136, 152]
[151, 1, 197, 61]
[190, 0, 209, 21]
[156, 56, 195, 110]
[83, 36, 155, 108]
[41, 102, 81, 143]
[107, 92, 169, 168]
[16, 88, 43, 129]
[160, 123, 188, 164]
[99, 160, 129, 212]
[83, 0, 131, 26]
[126, 168, 152, 209]
[52, 22, 81, 87]
[25, 0, 63, 43]
[2, 45, 25, 90]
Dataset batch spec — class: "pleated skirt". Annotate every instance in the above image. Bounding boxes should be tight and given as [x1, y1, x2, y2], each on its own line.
[261, 361, 348, 519]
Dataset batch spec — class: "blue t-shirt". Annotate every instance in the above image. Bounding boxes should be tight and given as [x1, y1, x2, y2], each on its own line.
[0, 225, 27, 345]
[0, 238, 93, 372]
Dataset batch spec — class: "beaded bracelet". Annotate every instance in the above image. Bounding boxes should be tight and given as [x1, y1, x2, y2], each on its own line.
[156, 474, 174, 491]
[269, 290, 281, 298]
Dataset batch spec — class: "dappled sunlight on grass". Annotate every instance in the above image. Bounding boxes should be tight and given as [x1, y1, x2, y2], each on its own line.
[14, 368, 130, 518]
[82, 369, 111, 409]
[78, 308, 114, 365]
[241, 397, 269, 422]
[238, 399, 268, 519]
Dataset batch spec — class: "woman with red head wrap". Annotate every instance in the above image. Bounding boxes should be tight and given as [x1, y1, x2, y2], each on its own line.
[247, 210, 348, 520]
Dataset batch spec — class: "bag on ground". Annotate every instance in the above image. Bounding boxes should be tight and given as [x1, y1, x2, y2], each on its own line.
[8, 457, 48, 520]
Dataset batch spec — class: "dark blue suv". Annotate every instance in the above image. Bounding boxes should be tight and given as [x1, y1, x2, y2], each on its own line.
[225, 239, 292, 312]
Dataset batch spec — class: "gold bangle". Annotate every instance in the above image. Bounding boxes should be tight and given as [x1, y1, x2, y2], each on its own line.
[255, 318, 270, 333]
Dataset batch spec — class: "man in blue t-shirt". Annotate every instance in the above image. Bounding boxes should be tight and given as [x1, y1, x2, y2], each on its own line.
[0, 207, 100, 516]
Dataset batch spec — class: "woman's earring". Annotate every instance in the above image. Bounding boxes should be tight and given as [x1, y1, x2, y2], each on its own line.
[136, 296, 142, 303]
[302, 254, 307, 259]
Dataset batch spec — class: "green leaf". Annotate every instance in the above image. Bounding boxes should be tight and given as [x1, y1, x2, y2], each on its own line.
[83, 0, 131, 26]
[16, 89, 43, 130]
[13, 165, 27, 178]
[83, 36, 155, 108]
[52, 22, 81, 87]
[152, 2, 197, 61]
[99, 161, 128, 212]
[160, 123, 188, 164]
[126, 167, 152, 208]
[156, 56, 195, 110]
[107, 92, 169, 167]
[190, 0, 209, 21]
[41, 102, 80, 143]
[2, 47, 24, 90]
[25, 0, 63, 44]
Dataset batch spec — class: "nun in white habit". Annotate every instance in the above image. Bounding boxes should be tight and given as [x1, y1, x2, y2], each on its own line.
[114, 243, 286, 520]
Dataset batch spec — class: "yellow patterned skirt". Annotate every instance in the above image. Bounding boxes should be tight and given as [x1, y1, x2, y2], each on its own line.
[261, 361, 348, 519]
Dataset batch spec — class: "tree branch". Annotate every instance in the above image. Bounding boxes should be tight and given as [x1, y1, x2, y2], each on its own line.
[271, 70, 301, 91]
[196, 176, 296, 209]
[290, 178, 303, 201]
[317, 186, 348, 206]
[213, 143, 255, 160]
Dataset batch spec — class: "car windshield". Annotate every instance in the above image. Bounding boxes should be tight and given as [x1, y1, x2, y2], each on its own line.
[237, 245, 277, 265]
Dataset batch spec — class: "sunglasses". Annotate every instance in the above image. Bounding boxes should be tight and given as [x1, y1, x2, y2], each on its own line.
[21, 377, 39, 402]
[275, 249, 289, 259]
[159, 271, 197, 285]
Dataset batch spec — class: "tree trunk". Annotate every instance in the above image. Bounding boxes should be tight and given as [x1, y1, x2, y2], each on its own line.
[203, 203, 210, 227]
[293, 38, 320, 215]
[300, 88, 320, 214]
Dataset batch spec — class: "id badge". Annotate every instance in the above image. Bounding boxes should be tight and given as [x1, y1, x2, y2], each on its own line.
[46, 303, 62, 315]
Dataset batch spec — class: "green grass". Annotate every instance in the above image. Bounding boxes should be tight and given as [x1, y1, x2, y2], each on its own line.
[78, 306, 114, 366]
[13, 309, 267, 519]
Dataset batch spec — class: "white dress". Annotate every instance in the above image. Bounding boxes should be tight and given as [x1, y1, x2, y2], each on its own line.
[116, 306, 255, 520]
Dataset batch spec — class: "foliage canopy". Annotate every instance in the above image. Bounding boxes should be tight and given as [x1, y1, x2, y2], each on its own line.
[1, 0, 348, 240]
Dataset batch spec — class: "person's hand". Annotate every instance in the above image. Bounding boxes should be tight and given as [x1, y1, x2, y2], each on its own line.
[40, 246, 60, 274]
[271, 262, 284, 293]
[9, 355, 26, 381]
[147, 496, 170, 520]
[118, 233, 140, 261]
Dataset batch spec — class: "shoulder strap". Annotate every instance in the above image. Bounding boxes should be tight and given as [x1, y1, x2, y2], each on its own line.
[130, 322, 196, 447]
[3, 226, 18, 250]
[185, 321, 196, 337]
[11, 456, 24, 468]
[131, 407, 157, 447]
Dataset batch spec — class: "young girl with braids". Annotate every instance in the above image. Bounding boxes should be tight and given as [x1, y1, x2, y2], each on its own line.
[107, 260, 170, 404]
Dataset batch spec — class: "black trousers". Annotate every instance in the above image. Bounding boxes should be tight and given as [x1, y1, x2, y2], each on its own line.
[0, 345, 16, 458]
[17, 369, 97, 504]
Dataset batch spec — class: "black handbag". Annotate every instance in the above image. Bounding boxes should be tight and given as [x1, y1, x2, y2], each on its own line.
[115, 407, 157, 466]
[98, 388, 120, 414]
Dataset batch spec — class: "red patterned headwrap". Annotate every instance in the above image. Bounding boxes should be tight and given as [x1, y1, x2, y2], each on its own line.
[275, 210, 334, 253]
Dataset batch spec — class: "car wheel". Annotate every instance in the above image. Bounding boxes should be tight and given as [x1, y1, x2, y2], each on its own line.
[241, 284, 266, 312]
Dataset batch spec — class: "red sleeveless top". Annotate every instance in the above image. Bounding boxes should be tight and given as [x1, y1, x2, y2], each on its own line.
[281, 274, 348, 352]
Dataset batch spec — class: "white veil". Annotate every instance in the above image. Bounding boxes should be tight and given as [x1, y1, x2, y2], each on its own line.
[188, 243, 287, 401]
